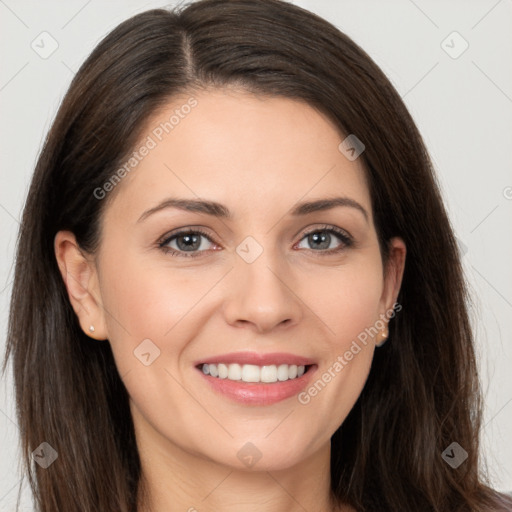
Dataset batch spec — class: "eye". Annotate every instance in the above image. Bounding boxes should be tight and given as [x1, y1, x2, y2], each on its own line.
[295, 225, 353, 254]
[158, 224, 353, 258]
[158, 228, 217, 258]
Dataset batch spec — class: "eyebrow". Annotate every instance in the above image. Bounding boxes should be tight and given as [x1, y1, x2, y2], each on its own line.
[137, 196, 369, 223]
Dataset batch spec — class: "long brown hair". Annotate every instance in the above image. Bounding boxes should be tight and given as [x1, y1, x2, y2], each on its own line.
[3, 1, 511, 510]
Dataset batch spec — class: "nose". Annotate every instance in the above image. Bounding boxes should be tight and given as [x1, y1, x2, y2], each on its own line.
[223, 249, 303, 334]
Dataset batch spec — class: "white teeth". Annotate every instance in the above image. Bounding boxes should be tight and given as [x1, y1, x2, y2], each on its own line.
[261, 365, 277, 383]
[200, 363, 308, 382]
[277, 364, 289, 381]
[218, 363, 228, 379]
[227, 363, 242, 381]
[241, 364, 260, 382]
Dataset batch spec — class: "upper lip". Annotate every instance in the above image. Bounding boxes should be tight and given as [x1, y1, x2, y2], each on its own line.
[195, 351, 316, 367]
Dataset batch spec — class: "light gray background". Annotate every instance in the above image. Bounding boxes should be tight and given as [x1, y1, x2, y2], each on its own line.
[1, 0, 511, 509]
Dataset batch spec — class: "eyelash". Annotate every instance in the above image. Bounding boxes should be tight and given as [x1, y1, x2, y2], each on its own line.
[158, 224, 353, 258]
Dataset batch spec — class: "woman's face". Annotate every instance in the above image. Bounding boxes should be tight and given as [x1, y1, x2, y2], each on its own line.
[67, 88, 405, 471]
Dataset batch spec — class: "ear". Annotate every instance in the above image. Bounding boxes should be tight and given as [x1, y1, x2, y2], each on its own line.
[379, 236, 406, 315]
[54, 230, 108, 340]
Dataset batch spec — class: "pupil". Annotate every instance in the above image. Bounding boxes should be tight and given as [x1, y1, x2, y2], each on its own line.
[310, 232, 329, 250]
[178, 234, 200, 251]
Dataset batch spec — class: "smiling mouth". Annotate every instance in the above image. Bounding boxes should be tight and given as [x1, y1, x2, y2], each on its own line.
[195, 363, 315, 383]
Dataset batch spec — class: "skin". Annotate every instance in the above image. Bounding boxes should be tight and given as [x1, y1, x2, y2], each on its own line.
[55, 87, 406, 512]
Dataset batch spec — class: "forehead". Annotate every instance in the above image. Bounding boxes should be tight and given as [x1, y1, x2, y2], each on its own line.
[104, 88, 372, 224]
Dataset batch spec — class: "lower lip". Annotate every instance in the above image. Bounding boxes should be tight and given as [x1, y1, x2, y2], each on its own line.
[196, 365, 318, 406]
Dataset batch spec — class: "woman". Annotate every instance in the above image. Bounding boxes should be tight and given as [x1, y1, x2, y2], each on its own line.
[3, 0, 511, 510]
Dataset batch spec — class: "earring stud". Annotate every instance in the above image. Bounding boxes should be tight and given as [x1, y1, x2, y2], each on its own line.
[89, 325, 95, 333]
[375, 327, 389, 347]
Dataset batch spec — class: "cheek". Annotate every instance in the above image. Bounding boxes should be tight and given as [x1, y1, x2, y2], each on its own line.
[98, 256, 212, 435]
[98, 252, 206, 374]
[296, 256, 382, 425]
[311, 255, 384, 346]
